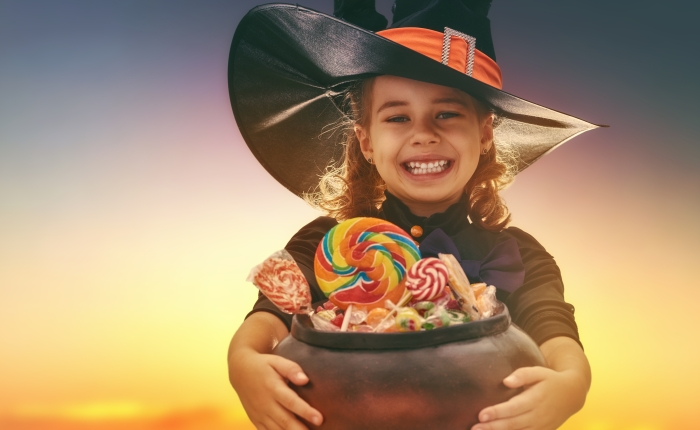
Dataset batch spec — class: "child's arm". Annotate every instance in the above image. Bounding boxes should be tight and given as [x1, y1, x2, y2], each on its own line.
[472, 336, 591, 430]
[228, 311, 324, 429]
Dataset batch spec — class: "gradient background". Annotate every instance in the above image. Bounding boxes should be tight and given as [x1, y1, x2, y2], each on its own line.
[1, 0, 699, 429]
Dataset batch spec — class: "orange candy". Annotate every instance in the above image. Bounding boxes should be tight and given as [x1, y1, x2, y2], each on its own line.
[366, 308, 391, 328]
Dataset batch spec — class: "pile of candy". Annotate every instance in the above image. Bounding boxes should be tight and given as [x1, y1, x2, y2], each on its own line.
[247, 217, 499, 333]
[307, 254, 498, 332]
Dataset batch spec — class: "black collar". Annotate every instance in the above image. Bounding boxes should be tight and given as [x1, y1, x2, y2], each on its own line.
[379, 192, 470, 242]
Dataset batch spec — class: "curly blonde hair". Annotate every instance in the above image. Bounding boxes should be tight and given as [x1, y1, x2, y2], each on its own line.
[305, 77, 519, 232]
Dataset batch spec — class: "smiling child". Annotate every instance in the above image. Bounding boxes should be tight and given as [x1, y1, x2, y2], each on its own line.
[227, 1, 601, 429]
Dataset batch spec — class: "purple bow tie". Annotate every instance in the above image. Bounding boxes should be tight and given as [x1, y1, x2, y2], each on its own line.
[419, 229, 525, 293]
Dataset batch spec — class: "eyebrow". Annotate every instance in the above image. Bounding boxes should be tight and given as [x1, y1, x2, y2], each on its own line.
[432, 97, 470, 108]
[375, 97, 469, 114]
[376, 100, 408, 114]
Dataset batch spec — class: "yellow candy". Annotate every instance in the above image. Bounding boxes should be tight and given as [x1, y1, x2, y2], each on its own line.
[316, 310, 336, 321]
[395, 307, 423, 332]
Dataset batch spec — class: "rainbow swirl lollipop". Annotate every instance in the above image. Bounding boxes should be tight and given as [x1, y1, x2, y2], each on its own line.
[315, 217, 421, 310]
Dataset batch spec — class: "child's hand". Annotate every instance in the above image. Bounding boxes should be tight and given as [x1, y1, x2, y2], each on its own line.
[231, 350, 323, 430]
[471, 365, 588, 430]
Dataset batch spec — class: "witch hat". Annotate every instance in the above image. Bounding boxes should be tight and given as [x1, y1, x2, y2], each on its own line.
[228, 0, 601, 197]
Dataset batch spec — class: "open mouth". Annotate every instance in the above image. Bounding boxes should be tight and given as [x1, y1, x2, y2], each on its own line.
[402, 160, 452, 175]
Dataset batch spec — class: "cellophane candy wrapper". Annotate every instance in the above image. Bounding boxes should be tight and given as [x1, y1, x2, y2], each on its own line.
[247, 250, 311, 314]
[310, 313, 340, 331]
[472, 283, 499, 319]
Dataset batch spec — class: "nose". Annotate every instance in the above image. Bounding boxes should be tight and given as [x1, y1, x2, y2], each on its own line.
[411, 118, 440, 146]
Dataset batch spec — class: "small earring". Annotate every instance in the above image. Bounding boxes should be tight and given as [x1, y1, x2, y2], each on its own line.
[481, 148, 488, 155]
[367, 157, 373, 164]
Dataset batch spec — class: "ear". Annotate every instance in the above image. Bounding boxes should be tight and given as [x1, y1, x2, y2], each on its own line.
[355, 124, 373, 159]
[480, 113, 495, 152]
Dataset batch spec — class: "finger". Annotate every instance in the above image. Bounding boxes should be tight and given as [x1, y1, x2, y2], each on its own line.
[272, 384, 323, 427]
[503, 366, 549, 388]
[260, 416, 283, 430]
[268, 403, 310, 430]
[478, 391, 533, 422]
[269, 356, 310, 386]
[471, 411, 534, 430]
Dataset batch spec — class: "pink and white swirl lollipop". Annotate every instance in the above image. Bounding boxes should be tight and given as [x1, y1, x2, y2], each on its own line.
[247, 250, 311, 314]
[405, 257, 448, 302]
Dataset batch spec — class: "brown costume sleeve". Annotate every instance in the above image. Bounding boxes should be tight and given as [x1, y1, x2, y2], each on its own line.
[501, 227, 583, 349]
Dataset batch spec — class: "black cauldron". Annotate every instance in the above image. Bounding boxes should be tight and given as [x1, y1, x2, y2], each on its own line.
[273, 303, 544, 429]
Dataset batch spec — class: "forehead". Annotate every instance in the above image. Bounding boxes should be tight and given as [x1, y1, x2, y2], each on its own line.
[371, 75, 472, 105]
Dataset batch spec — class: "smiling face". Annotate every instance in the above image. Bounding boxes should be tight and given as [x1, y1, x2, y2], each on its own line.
[355, 76, 494, 217]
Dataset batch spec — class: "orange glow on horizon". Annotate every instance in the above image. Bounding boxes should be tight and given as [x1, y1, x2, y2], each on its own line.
[1, 403, 256, 430]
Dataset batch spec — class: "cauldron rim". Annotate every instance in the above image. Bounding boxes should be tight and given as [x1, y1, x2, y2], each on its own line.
[291, 302, 511, 350]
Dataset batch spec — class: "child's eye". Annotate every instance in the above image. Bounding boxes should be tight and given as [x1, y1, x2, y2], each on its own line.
[437, 112, 459, 119]
[386, 116, 409, 123]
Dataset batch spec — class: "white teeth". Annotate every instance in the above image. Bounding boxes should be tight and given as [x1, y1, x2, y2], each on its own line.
[405, 160, 450, 175]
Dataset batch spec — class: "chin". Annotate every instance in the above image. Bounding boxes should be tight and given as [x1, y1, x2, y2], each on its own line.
[404, 188, 463, 205]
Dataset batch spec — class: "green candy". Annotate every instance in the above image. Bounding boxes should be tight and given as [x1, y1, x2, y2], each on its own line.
[413, 301, 435, 313]
[447, 310, 471, 324]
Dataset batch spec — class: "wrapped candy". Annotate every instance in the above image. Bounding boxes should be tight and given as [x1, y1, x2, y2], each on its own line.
[395, 307, 424, 332]
[310, 313, 340, 331]
[366, 307, 391, 328]
[247, 249, 311, 314]
[314, 217, 421, 310]
[413, 301, 436, 316]
[438, 253, 480, 321]
[472, 283, 499, 318]
[446, 310, 471, 324]
[370, 289, 414, 332]
[347, 307, 368, 325]
[423, 308, 452, 330]
[315, 309, 337, 321]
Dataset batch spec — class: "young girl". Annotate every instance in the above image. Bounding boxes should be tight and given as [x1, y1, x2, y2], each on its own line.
[228, 1, 598, 429]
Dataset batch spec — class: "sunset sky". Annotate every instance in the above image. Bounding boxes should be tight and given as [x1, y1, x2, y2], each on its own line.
[1, 1, 699, 429]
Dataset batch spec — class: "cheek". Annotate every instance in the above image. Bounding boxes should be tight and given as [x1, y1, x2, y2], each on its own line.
[457, 129, 482, 155]
[367, 129, 400, 162]
[455, 135, 481, 175]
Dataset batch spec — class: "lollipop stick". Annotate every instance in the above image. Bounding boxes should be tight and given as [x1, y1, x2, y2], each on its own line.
[371, 290, 413, 332]
[340, 304, 353, 332]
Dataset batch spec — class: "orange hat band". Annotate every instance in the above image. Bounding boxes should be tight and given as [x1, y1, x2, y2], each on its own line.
[377, 27, 503, 90]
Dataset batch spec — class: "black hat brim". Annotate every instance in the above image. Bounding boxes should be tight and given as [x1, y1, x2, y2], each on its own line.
[228, 4, 600, 197]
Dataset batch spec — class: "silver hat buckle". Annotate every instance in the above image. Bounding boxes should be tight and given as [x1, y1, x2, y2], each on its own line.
[441, 27, 476, 76]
